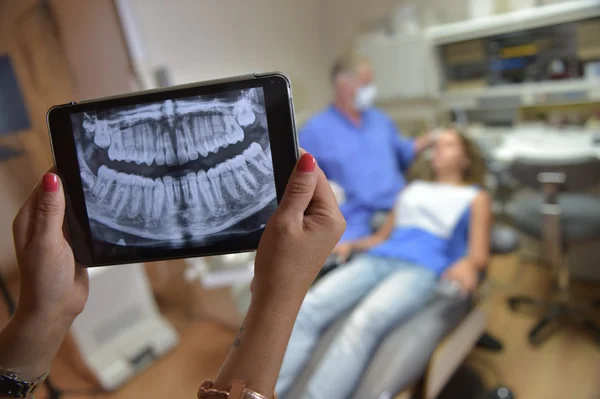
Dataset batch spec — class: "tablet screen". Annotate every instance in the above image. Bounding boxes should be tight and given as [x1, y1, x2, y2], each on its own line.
[69, 87, 277, 250]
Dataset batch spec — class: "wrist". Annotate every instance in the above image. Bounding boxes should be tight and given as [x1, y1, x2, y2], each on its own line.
[251, 286, 305, 313]
[0, 309, 72, 380]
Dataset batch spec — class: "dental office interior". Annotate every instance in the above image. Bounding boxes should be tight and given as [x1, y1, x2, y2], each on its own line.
[1, 0, 600, 398]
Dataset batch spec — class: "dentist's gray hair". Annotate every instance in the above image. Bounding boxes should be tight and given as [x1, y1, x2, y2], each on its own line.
[330, 51, 370, 83]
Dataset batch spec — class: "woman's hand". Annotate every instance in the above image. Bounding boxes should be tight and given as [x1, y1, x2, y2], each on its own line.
[210, 152, 345, 397]
[332, 242, 353, 263]
[253, 151, 346, 305]
[12, 172, 89, 322]
[442, 260, 479, 295]
[0, 172, 89, 380]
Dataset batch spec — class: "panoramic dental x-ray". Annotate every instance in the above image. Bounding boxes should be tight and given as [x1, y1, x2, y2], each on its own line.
[70, 88, 277, 249]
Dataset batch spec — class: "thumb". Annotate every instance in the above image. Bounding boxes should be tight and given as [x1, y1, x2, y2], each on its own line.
[278, 152, 318, 218]
[33, 173, 66, 239]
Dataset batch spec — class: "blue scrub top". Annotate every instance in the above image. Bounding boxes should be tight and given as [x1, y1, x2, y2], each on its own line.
[299, 105, 415, 242]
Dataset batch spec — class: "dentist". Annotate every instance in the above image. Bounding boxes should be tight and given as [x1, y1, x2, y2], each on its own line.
[300, 53, 436, 257]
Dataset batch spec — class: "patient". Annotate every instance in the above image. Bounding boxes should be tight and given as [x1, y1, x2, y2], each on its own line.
[276, 130, 492, 399]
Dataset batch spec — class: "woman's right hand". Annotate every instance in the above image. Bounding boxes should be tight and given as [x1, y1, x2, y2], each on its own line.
[332, 242, 353, 263]
[253, 151, 346, 303]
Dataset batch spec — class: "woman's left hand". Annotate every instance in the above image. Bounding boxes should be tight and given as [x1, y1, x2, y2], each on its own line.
[0, 171, 89, 380]
[442, 261, 479, 295]
[12, 172, 89, 322]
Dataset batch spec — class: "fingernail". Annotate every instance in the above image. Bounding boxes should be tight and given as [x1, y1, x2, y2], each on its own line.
[297, 153, 316, 173]
[42, 173, 59, 193]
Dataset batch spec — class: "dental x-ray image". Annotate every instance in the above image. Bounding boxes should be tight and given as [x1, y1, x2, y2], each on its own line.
[70, 88, 277, 249]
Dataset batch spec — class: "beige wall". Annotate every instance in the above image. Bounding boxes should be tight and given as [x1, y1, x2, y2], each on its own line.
[127, 0, 332, 123]
[321, 0, 403, 62]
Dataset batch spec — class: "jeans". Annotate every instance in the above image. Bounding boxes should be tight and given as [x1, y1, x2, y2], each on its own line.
[276, 255, 438, 399]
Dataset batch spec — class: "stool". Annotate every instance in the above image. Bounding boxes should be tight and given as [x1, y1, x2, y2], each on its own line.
[506, 157, 600, 346]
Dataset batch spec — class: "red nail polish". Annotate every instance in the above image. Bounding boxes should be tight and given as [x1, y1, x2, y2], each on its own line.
[42, 173, 59, 193]
[297, 153, 316, 173]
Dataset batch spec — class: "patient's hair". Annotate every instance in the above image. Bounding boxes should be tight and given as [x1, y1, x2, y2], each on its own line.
[330, 51, 369, 83]
[415, 129, 487, 187]
[456, 131, 487, 187]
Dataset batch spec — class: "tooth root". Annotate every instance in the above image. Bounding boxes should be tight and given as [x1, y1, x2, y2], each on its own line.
[206, 115, 220, 154]
[219, 163, 240, 201]
[180, 176, 194, 207]
[193, 117, 209, 157]
[112, 173, 133, 217]
[155, 131, 166, 166]
[152, 178, 165, 221]
[128, 176, 144, 217]
[122, 128, 137, 162]
[143, 178, 154, 219]
[163, 176, 175, 209]
[108, 130, 125, 161]
[144, 126, 156, 166]
[197, 170, 216, 212]
[244, 142, 272, 175]
[207, 167, 226, 207]
[175, 123, 189, 165]
[163, 134, 178, 166]
[134, 126, 145, 165]
[231, 155, 257, 195]
[163, 176, 182, 209]
[186, 172, 199, 204]
[182, 117, 198, 161]
[173, 180, 182, 206]
[257, 151, 273, 173]
[93, 165, 116, 199]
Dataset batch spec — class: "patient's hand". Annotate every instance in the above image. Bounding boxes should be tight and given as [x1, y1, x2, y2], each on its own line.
[332, 242, 353, 263]
[442, 261, 478, 295]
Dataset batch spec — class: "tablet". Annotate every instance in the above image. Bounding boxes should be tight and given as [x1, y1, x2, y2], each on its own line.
[47, 73, 298, 267]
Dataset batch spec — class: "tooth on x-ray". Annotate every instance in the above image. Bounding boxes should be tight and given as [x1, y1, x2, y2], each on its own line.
[74, 87, 276, 247]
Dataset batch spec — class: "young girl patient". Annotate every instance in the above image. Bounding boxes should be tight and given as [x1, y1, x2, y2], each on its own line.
[276, 129, 492, 399]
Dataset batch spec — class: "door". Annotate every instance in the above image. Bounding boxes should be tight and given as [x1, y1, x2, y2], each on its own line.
[0, 0, 134, 273]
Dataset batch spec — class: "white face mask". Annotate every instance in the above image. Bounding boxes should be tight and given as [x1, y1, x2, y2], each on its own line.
[354, 84, 378, 110]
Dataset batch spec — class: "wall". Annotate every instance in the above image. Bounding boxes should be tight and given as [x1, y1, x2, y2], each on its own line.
[50, 0, 135, 100]
[126, 0, 332, 124]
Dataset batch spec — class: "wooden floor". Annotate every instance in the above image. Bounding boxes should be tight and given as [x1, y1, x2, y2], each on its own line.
[1, 254, 599, 399]
[470, 254, 600, 399]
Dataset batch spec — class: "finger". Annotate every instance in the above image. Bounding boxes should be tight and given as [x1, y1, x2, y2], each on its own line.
[13, 167, 58, 250]
[12, 182, 42, 251]
[304, 167, 339, 217]
[33, 173, 66, 240]
[278, 152, 318, 218]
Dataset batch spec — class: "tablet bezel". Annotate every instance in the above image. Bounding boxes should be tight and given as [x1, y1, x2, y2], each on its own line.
[47, 73, 298, 267]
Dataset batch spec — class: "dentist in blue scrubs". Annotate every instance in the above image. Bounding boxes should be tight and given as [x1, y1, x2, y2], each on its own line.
[300, 53, 435, 254]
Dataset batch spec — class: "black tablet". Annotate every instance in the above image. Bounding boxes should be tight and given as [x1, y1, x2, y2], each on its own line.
[47, 73, 298, 267]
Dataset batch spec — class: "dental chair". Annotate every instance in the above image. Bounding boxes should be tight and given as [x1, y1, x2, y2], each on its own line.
[286, 219, 519, 399]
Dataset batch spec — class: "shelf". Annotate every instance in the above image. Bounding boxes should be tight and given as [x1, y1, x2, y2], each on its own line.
[440, 79, 600, 108]
[426, 0, 600, 45]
